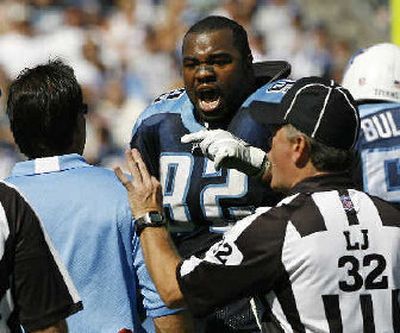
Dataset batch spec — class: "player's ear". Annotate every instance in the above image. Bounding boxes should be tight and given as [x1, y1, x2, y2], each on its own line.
[246, 54, 253, 69]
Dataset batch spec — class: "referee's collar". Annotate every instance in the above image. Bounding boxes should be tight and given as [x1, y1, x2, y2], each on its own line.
[289, 172, 354, 195]
[10, 153, 91, 177]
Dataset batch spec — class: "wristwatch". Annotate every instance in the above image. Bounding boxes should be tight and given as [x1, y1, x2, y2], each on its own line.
[135, 211, 166, 235]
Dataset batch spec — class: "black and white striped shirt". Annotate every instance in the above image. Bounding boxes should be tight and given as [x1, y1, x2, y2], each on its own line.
[0, 182, 82, 332]
[177, 173, 400, 332]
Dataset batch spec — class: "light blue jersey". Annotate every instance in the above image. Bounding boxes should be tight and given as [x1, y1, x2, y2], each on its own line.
[130, 84, 292, 235]
[356, 102, 400, 205]
[6, 154, 177, 333]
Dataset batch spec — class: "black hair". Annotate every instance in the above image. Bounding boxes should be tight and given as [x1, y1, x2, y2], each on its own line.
[6, 59, 84, 158]
[285, 124, 354, 172]
[183, 15, 252, 60]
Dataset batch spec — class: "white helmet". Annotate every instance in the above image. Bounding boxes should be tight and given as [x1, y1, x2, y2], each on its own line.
[342, 43, 400, 103]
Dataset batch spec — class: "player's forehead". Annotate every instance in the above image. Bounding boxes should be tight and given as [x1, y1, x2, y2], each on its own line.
[182, 29, 239, 59]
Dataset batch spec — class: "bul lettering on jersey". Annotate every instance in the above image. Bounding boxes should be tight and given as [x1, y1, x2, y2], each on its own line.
[361, 111, 400, 142]
[343, 229, 369, 250]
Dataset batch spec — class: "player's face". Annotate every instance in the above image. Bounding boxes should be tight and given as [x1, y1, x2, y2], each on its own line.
[182, 29, 252, 123]
[268, 126, 295, 192]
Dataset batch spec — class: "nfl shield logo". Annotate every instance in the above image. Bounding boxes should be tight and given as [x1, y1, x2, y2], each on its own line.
[340, 195, 354, 212]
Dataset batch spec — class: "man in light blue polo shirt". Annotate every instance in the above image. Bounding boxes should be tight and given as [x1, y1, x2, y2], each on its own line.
[5, 60, 191, 333]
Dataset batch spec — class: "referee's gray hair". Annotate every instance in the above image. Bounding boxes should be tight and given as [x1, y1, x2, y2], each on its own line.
[283, 124, 354, 172]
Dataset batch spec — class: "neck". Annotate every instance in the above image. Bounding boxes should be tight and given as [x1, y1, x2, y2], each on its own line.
[289, 164, 328, 191]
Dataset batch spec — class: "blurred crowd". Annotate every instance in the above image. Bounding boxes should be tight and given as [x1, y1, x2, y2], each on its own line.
[0, 0, 390, 176]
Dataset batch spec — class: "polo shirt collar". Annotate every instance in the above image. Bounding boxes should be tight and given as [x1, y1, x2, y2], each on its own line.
[11, 153, 90, 177]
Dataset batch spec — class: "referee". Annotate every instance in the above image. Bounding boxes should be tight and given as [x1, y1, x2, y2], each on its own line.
[0, 182, 82, 332]
[116, 76, 400, 332]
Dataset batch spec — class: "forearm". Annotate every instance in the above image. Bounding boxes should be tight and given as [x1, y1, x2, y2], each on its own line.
[154, 311, 194, 333]
[30, 320, 67, 333]
[114, 149, 187, 309]
[140, 227, 185, 308]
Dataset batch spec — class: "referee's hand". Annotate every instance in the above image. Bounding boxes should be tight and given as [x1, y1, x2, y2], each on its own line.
[114, 148, 163, 219]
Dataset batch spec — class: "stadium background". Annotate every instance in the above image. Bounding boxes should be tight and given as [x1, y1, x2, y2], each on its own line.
[0, 0, 393, 177]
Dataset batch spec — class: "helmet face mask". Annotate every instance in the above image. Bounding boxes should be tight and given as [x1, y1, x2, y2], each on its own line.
[342, 43, 400, 103]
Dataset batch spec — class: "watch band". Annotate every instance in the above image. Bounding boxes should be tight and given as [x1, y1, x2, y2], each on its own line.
[135, 211, 166, 236]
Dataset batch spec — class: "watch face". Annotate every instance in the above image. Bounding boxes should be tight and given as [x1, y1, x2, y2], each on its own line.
[135, 211, 165, 235]
[149, 211, 163, 222]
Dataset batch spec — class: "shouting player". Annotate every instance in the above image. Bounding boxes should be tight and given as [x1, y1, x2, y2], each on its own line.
[130, 15, 290, 332]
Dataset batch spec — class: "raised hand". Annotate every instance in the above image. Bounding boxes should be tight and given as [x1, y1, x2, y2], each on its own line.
[115, 148, 163, 218]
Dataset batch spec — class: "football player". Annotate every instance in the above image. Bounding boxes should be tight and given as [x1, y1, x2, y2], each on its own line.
[342, 43, 400, 208]
[182, 43, 400, 213]
[130, 15, 290, 332]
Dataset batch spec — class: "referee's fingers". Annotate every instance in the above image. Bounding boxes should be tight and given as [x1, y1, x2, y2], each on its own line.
[125, 149, 142, 184]
[114, 166, 134, 191]
[131, 148, 152, 186]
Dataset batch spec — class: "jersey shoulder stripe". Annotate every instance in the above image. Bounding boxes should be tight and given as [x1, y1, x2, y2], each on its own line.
[241, 79, 295, 107]
[132, 88, 204, 137]
[359, 102, 400, 118]
[132, 88, 187, 135]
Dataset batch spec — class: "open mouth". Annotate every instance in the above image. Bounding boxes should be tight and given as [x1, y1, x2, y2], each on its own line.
[197, 88, 221, 113]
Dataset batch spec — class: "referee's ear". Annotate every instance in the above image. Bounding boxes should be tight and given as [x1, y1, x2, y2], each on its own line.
[293, 134, 310, 169]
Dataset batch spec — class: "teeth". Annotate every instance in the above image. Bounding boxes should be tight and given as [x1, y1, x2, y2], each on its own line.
[199, 97, 220, 112]
[197, 87, 221, 112]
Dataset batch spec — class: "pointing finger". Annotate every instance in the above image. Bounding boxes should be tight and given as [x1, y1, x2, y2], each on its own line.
[181, 130, 208, 143]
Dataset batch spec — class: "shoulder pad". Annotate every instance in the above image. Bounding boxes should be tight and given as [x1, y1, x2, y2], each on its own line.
[253, 60, 292, 87]
[242, 79, 295, 107]
[137, 88, 189, 119]
[264, 79, 295, 93]
[132, 89, 193, 138]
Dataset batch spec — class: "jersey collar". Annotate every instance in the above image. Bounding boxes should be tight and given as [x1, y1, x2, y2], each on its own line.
[10, 153, 91, 177]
